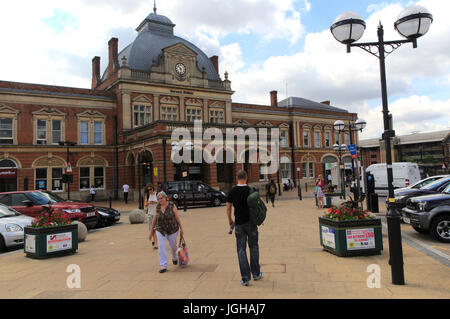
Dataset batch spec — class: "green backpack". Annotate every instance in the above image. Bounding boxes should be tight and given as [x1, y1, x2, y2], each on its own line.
[247, 187, 267, 226]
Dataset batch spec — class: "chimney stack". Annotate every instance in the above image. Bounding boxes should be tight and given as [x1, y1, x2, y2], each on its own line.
[108, 37, 119, 78]
[210, 56, 219, 75]
[91, 56, 101, 89]
[270, 90, 278, 107]
[321, 100, 330, 105]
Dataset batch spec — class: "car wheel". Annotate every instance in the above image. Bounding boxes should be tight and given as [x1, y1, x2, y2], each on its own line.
[0, 235, 5, 251]
[430, 214, 450, 243]
[412, 226, 429, 234]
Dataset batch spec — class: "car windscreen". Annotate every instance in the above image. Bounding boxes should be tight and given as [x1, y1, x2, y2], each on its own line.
[422, 178, 450, 190]
[0, 204, 20, 217]
[27, 192, 61, 205]
[443, 183, 450, 194]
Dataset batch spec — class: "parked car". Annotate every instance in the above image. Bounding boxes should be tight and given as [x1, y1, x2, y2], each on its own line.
[392, 176, 450, 216]
[0, 191, 98, 229]
[402, 183, 450, 242]
[366, 162, 421, 196]
[95, 206, 120, 228]
[161, 180, 227, 207]
[0, 203, 34, 251]
[394, 175, 449, 193]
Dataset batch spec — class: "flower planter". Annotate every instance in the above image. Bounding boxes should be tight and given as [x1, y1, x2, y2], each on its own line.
[318, 217, 383, 257]
[24, 224, 78, 259]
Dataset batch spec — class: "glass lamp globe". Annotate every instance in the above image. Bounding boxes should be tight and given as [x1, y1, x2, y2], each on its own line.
[394, 5, 433, 39]
[330, 12, 366, 44]
[355, 118, 367, 131]
[333, 143, 340, 151]
[334, 120, 345, 132]
[341, 144, 348, 151]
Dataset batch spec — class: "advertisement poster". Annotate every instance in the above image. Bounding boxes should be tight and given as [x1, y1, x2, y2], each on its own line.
[25, 234, 36, 253]
[321, 226, 336, 249]
[46, 232, 72, 253]
[346, 228, 375, 250]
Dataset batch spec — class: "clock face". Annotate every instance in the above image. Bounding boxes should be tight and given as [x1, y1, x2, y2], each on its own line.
[175, 63, 186, 76]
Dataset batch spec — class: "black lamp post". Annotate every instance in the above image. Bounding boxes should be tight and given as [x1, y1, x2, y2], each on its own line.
[334, 119, 367, 201]
[59, 141, 76, 200]
[333, 142, 347, 199]
[276, 140, 283, 196]
[331, 5, 433, 285]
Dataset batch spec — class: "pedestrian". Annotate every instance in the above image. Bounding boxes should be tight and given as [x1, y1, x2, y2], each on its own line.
[89, 185, 96, 202]
[226, 170, 262, 286]
[122, 183, 129, 204]
[315, 175, 325, 209]
[268, 179, 277, 208]
[144, 184, 158, 249]
[327, 173, 332, 184]
[149, 191, 184, 273]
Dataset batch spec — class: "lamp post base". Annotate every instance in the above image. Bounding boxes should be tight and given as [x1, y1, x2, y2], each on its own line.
[386, 207, 405, 285]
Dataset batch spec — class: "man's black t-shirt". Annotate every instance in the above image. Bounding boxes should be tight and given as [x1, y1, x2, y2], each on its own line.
[227, 185, 251, 225]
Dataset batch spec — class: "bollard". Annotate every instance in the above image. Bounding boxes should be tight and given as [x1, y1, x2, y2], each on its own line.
[298, 184, 302, 200]
[184, 191, 187, 212]
[305, 182, 308, 193]
[109, 196, 112, 209]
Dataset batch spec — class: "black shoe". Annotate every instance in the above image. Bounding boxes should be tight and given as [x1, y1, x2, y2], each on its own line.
[172, 260, 178, 265]
[159, 269, 167, 273]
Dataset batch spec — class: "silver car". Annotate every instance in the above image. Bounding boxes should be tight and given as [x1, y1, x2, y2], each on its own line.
[0, 203, 33, 251]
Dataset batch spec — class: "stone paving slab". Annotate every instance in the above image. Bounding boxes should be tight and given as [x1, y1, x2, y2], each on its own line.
[0, 191, 449, 299]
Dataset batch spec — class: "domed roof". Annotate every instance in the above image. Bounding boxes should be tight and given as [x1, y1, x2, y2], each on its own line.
[144, 12, 174, 26]
[102, 11, 220, 82]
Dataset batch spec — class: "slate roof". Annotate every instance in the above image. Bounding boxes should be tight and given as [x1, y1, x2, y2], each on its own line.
[278, 96, 348, 113]
[102, 11, 219, 82]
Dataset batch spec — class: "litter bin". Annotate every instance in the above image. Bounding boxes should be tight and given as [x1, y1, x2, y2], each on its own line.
[369, 193, 379, 213]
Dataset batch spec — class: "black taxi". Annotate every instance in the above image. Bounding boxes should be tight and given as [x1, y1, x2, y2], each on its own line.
[160, 180, 226, 207]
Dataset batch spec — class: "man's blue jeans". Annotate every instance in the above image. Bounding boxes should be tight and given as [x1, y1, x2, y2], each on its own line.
[235, 221, 260, 281]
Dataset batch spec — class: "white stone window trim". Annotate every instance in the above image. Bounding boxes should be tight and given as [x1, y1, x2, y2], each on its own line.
[186, 106, 202, 123]
[133, 103, 153, 128]
[209, 108, 224, 124]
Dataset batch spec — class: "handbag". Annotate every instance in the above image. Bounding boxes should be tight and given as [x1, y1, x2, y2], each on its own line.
[177, 236, 189, 266]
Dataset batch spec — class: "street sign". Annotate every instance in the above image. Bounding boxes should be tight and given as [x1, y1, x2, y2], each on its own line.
[154, 167, 158, 177]
[66, 162, 72, 173]
[347, 144, 357, 155]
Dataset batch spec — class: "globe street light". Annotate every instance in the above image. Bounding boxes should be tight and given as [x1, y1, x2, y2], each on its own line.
[331, 5, 433, 285]
[334, 118, 367, 201]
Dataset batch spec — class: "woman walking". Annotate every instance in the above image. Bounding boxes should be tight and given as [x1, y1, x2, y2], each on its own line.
[316, 175, 325, 209]
[149, 191, 184, 273]
[144, 184, 158, 249]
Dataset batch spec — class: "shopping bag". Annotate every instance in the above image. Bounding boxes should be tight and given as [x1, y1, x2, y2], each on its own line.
[177, 237, 189, 266]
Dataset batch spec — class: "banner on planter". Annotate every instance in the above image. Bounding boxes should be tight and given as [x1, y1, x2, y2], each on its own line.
[346, 228, 375, 250]
[47, 232, 72, 253]
[321, 226, 336, 249]
[25, 234, 36, 253]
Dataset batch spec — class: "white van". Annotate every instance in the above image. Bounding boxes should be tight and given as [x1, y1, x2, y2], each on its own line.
[366, 162, 421, 196]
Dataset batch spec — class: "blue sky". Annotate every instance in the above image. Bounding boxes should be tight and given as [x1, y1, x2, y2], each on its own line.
[0, 0, 448, 139]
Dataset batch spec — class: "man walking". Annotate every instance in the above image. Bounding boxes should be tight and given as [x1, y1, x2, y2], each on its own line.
[226, 170, 262, 286]
[122, 183, 130, 204]
[268, 179, 277, 208]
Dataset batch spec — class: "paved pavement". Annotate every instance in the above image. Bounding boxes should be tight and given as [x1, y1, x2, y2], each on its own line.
[0, 190, 449, 299]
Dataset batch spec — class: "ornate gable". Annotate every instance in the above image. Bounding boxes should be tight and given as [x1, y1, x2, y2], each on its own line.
[133, 95, 153, 103]
[234, 119, 251, 126]
[256, 121, 273, 127]
[32, 107, 66, 117]
[0, 104, 20, 115]
[76, 110, 107, 119]
[163, 43, 198, 57]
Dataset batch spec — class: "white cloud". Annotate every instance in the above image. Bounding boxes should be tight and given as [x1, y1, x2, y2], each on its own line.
[0, 0, 448, 140]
